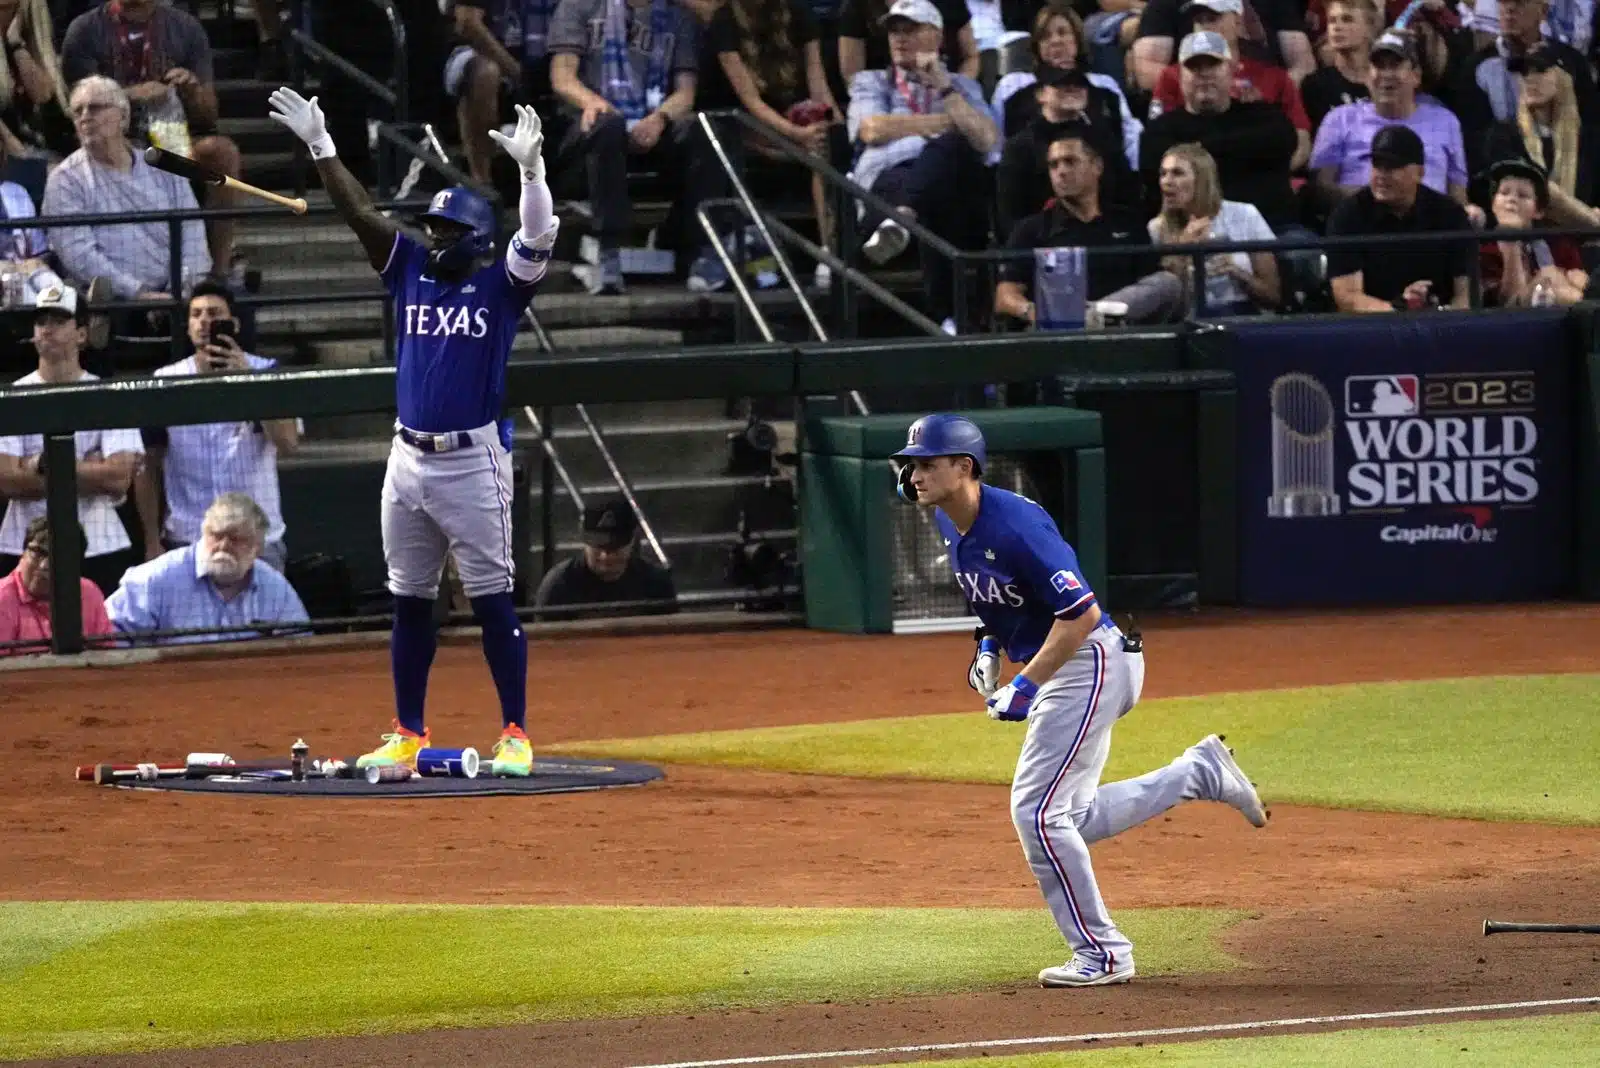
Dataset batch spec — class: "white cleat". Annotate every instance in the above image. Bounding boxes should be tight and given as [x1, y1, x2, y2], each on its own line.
[1039, 954, 1136, 987]
[1196, 733, 1268, 828]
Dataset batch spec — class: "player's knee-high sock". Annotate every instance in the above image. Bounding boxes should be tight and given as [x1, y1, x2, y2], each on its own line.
[391, 595, 437, 735]
[470, 592, 526, 730]
[1076, 752, 1207, 844]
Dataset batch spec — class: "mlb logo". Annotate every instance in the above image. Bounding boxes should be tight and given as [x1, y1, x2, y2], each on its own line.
[1345, 374, 1419, 418]
[1050, 570, 1082, 593]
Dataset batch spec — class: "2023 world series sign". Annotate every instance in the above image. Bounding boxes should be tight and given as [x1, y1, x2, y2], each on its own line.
[1230, 312, 1574, 606]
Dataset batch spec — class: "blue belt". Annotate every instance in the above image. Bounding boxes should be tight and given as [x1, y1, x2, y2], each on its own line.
[396, 426, 474, 453]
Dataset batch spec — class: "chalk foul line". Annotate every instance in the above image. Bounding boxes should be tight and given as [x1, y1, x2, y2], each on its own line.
[627, 994, 1600, 1068]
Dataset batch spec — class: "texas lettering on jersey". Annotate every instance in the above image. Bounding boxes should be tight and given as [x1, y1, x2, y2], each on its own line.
[934, 486, 1106, 664]
[381, 233, 537, 433]
[402, 304, 491, 339]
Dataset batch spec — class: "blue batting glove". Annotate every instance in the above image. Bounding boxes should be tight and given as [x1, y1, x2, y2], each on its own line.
[986, 675, 1038, 721]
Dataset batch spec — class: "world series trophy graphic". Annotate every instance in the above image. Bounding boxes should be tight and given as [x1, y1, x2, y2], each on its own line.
[1266, 373, 1341, 519]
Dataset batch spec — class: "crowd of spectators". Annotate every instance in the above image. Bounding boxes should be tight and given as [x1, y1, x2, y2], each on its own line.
[427, 0, 1600, 324]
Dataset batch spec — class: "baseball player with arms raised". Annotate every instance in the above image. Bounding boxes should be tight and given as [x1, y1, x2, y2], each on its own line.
[892, 414, 1268, 987]
[267, 88, 557, 776]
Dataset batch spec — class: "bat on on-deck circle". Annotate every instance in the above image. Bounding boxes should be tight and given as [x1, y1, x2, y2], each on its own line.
[143, 146, 307, 214]
[1483, 920, 1600, 936]
[78, 758, 355, 784]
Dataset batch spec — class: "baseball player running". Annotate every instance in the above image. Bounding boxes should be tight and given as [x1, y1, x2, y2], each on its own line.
[267, 89, 557, 776]
[892, 414, 1267, 987]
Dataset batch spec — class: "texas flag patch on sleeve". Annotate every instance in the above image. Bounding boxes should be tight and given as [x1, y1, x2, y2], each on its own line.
[1050, 570, 1083, 593]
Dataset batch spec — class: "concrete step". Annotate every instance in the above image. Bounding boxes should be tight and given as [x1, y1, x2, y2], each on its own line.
[219, 115, 294, 155]
[528, 472, 793, 538]
[241, 150, 303, 192]
[216, 78, 284, 117]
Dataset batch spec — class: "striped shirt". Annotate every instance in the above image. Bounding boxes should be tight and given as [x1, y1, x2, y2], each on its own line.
[847, 68, 990, 193]
[41, 144, 211, 299]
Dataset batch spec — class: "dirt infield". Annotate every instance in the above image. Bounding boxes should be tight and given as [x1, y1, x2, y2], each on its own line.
[9, 603, 1600, 1067]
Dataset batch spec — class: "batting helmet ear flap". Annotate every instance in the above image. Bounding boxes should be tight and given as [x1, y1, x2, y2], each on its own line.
[896, 462, 918, 502]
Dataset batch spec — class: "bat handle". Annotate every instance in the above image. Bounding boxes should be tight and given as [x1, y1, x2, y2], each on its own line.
[286, 197, 308, 215]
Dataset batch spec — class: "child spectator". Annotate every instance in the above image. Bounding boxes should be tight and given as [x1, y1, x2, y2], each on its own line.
[1478, 156, 1588, 304]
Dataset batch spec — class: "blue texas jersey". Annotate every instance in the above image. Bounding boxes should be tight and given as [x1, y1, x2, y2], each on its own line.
[381, 232, 537, 435]
[934, 485, 1111, 663]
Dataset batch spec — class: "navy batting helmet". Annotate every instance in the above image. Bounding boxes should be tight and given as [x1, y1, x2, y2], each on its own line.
[890, 413, 987, 474]
[420, 186, 496, 272]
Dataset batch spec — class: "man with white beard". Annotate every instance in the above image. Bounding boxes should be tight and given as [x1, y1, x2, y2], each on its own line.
[107, 492, 308, 645]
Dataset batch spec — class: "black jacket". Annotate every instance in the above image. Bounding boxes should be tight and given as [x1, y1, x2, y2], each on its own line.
[997, 110, 1136, 239]
[1139, 101, 1299, 227]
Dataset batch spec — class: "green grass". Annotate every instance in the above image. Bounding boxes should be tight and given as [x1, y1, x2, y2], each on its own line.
[0, 901, 1241, 1061]
[555, 675, 1600, 824]
[880, 1011, 1600, 1067]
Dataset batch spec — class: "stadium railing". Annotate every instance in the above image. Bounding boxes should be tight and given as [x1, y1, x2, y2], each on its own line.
[701, 108, 1600, 328]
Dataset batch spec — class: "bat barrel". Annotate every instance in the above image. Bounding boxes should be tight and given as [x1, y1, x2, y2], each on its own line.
[1484, 920, 1600, 936]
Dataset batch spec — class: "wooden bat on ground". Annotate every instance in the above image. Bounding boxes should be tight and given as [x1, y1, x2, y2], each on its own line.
[77, 758, 355, 784]
[143, 146, 307, 214]
[1484, 920, 1600, 936]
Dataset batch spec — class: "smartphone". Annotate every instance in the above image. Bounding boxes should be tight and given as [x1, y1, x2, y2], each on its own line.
[209, 319, 237, 344]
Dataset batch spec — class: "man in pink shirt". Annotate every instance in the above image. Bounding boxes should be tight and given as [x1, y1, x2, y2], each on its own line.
[0, 516, 114, 655]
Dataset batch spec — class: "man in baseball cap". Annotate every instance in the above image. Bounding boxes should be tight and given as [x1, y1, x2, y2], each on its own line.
[532, 498, 679, 620]
[1129, 0, 1314, 94]
[1325, 123, 1474, 312]
[1141, 28, 1299, 227]
[1148, 1, 1311, 165]
[848, 0, 997, 332]
[1309, 29, 1467, 207]
[881, 0, 943, 30]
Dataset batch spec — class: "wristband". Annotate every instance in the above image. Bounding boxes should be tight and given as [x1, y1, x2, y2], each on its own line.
[1011, 675, 1039, 699]
[978, 636, 999, 656]
[307, 134, 336, 161]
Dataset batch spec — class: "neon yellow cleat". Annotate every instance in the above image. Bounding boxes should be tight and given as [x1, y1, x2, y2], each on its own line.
[356, 723, 429, 770]
[491, 725, 534, 777]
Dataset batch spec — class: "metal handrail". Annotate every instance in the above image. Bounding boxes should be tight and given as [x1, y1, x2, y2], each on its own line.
[711, 109, 964, 260]
[696, 112, 829, 343]
[695, 206, 779, 344]
[700, 197, 940, 337]
[518, 307, 670, 571]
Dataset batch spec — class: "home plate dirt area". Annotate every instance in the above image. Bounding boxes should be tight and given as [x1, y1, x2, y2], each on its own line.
[7, 604, 1600, 1067]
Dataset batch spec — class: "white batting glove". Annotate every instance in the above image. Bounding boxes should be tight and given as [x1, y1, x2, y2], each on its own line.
[488, 103, 546, 185]
[967, 634, 1000, 698]
[268, 87, 334, 160]
[986, 675, 1038, 722]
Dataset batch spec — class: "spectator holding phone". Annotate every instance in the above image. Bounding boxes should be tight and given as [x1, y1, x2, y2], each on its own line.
[133, 281, 299, 570]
